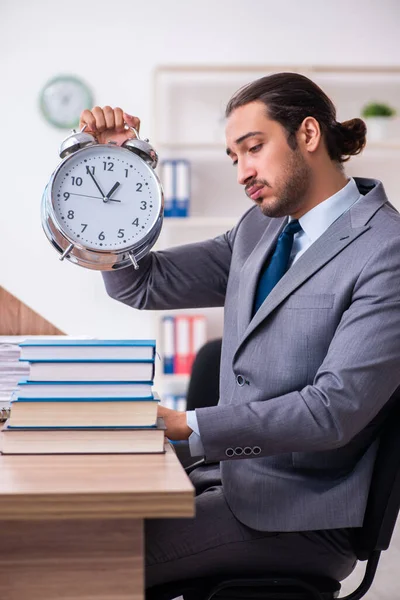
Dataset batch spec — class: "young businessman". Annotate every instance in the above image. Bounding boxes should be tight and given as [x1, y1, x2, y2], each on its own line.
[80, 73, 400, 590]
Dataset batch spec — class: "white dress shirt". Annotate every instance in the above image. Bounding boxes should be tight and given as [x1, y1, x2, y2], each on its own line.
[186, 177, 362, 456]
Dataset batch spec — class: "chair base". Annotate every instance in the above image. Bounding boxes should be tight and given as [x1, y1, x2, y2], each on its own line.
[146, 574, 341, 600]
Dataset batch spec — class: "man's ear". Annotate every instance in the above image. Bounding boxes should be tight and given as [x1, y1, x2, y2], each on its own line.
[297, 117, 321, 154]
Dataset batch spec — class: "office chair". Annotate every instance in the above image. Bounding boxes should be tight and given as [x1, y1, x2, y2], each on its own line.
[149, 340, 400, 600]
[185, 338, 222, 412]
[171, 338, 222, 470]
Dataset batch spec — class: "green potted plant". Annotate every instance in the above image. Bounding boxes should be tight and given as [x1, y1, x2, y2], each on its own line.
[361, 102, 397, 142]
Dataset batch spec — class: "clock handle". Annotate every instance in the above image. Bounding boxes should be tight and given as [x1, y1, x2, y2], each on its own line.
[124, 124, 140, 139]
[59, 125, 97, 159]
[122, 126, 158, 169]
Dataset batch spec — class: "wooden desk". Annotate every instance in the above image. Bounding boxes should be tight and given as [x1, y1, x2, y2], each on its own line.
[0, 444, 194, 600]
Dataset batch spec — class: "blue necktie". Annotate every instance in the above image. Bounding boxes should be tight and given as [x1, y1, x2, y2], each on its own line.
[253, 219, 302, 315]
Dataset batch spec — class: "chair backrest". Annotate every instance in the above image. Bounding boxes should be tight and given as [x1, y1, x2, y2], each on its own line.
[186, 340, 400, 564]
[353, 389, 400, 560]
[186, 338, 222, 411]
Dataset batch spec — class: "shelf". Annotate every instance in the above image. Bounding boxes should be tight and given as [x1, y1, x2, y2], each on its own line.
[154, 372, 190, 396]
[162, 216, 237, 227]
[365, 140, 400, 150]
[151, 64, 400, 343]
[157, 140, 400, 153]
[158, 373, 190, 382]
[159, 142, 227, 150]
[153, 65, 400, 147]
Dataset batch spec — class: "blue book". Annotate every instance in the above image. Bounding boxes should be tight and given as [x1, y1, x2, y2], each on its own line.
[19, 339, 156, 361]
[162, 316, 175, 374]
[160, 160, 175, 217]
[174, 160, 190, 217]
[15, 381, 154, 399]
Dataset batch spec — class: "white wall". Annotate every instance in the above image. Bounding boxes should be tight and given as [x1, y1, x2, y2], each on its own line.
[1, 0, 400, 337]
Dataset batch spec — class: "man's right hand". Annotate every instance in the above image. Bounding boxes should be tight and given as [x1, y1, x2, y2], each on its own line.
[79, 106, 141, 146]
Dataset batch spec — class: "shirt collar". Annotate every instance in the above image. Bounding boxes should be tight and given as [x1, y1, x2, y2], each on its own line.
[296, 177, 362, 243]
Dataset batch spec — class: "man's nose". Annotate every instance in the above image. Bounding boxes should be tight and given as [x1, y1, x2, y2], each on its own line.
[237, 160, 256, 186]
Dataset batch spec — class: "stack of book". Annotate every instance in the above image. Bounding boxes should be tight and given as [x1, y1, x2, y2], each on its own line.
[1, 339, 166, 455]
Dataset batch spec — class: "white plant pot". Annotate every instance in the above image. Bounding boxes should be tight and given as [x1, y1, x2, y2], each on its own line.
[365, 116, 394, 143]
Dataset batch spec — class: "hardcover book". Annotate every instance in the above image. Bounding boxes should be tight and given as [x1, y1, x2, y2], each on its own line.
[1, 418, 166, 455]
[21, 360, 155, 382]
[9, 393, 160, 428]
[19, 339, 156, 361]
[15, 381, 154, 399]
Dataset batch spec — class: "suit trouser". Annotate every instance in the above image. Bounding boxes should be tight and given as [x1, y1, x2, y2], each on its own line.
[145, 464, 357, 590]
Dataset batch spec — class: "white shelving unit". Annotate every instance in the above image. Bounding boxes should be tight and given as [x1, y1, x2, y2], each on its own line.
[151, 64, 400, 396]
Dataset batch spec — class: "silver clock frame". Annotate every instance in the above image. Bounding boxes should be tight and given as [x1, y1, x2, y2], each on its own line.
[42, 144, 164, 271]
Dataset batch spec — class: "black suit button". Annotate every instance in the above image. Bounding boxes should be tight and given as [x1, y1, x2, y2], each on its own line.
[236, 375, 245, 386]
[244, 447, 252, 456]
[234, 447, 244, 455]
[225, 448, 235, 457]
[253, 446, 261, 455]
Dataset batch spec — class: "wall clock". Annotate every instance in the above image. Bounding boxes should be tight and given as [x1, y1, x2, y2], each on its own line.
[39, 75, 93, 129]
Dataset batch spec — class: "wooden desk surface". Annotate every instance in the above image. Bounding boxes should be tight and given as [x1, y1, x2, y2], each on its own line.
[0, 444, 194, 599]
[0, 443, 194, 520]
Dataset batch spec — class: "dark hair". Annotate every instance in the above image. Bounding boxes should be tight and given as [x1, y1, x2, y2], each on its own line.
[225, 72, 366, 163]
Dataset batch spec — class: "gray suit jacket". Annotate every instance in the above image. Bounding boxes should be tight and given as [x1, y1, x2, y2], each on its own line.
[102, 177, 400, 532]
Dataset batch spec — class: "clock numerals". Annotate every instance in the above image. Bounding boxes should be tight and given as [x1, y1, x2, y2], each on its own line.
[56, 150, 156, 249]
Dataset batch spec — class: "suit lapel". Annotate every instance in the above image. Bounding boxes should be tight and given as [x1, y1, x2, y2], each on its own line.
[237, 217, 286, 337]
[236, 210, 370, 357]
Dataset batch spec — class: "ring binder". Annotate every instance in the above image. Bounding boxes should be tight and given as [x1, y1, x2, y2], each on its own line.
[0, 408, 11, 422]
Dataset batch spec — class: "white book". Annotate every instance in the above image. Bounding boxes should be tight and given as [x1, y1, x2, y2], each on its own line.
[9, 394, 160, 428]
[1, 418, 166, 455]
[14, 381, 153, 399]
[191, 315, 207, 355]
[24, 360, 155, 382]
[19, 339, 155, 361]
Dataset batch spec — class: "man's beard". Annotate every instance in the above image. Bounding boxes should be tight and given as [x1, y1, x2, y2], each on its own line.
[249, 148, 312, 218]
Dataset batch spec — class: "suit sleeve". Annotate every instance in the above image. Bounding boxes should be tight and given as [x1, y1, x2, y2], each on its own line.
[195, 235, 400, 461]
[102, 232, 235, 311]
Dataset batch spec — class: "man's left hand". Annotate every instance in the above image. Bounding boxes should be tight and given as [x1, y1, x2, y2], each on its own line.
[157, 405, 192, 441]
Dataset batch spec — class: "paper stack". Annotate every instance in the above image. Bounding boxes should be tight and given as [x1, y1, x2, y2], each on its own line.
[1, 339, 165, 455]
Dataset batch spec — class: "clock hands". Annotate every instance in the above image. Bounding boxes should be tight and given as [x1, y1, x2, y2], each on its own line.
[87, 170, 121, 202]
[105, 181, 121, 200]
[69, 192, 121, 202]
[87, 169, 107, 199]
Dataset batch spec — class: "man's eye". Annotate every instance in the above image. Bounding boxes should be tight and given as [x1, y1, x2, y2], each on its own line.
[249, 144, 262, 154]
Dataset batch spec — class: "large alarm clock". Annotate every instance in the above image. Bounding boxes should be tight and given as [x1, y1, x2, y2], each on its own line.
[42, 126, 164, 270]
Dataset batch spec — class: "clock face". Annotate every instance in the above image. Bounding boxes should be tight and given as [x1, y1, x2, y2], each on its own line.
[40, 75, 93, 129]
[50, 145, 162, 251]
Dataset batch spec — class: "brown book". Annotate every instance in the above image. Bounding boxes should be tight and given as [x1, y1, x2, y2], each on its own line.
[0, 418, 166, 455]
[9, 395, 159, 428]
